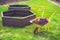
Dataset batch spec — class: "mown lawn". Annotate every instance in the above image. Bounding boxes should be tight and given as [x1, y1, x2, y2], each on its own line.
[0, 0, 60, 40]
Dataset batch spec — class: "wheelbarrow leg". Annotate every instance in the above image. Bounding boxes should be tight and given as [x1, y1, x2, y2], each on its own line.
[44, 27, 47, 31]
[47, 26, 50, 31]
[44, 26, 50, 31]
[47, 23, 50, 31]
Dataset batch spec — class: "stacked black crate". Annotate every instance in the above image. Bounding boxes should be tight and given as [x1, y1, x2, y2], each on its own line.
[2, 5, 36, 27]
[0, 0, 27, 5]
[9, 5, 30, 11]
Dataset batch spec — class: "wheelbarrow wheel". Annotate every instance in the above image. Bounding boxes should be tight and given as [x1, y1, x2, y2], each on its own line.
[34, 27, 38, 34]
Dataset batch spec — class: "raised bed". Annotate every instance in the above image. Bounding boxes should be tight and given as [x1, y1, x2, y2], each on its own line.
[49, 0, 60, 6]
[0, 0, 27, 5]
[9, 5, 30, 11]
[2, 10, 36, 27]
[56, 0, 60, 2]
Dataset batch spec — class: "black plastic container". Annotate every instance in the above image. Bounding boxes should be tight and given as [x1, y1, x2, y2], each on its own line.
[9, 5, 30, 11]
[2, 10, 36, 27]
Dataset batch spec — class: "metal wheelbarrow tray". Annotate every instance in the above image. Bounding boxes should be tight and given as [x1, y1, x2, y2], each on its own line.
[9, 5, 30, 11]
[2, 10, 36, 27]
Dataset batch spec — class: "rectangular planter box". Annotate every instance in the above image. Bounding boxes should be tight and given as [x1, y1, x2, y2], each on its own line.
[56, 0, 60, 1]
[2, 10, 36, 27]
[0, 0, 27, 5]
[9, 5, 30, 11]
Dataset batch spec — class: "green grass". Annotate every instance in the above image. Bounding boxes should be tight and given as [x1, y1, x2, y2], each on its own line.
[0, 0, 60, 40]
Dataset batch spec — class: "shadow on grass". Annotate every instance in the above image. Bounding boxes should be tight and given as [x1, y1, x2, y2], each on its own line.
[37, 31, 53, 38]
[34, 30, 60, 40]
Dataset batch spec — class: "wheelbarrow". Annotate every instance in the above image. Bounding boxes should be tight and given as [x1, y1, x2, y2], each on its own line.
[30, 10, 57, 34]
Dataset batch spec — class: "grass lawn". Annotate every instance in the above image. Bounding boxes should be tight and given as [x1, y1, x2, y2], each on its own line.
[0, 0, 60, 40]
